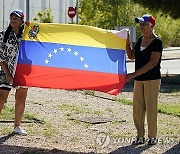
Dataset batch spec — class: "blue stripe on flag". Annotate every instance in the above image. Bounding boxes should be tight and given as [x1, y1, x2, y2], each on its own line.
[18, 40, 126, 74]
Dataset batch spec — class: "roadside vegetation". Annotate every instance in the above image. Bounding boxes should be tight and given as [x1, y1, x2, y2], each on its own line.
[78, 0, 180, 47]
[33, 0, 180, 47]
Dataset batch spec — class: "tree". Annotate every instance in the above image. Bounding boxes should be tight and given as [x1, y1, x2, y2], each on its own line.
[78, 0, 180, 47]
[79, 0, 142, 29]
[33, 8, 54, 23]
[132, 0, 180, 19]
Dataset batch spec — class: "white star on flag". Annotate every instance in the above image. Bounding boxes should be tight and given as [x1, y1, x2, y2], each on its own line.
[48, 53, 53, 58]
[84, 64, 89, 68]
[45, 59, 49, 64]
[60, 47, 64, 51]
[67, 48, 71, 52]
[53, 49, 58, 54]
[74, 51, 78, 56]
[80, 57, 84, 62]
[45, 46, 89, 68]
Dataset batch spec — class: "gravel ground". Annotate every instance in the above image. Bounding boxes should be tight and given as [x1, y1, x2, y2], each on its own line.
[0, 82, 180, 154]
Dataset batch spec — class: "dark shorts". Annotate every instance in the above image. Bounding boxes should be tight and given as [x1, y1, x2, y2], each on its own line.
[0, 87, 11, 91]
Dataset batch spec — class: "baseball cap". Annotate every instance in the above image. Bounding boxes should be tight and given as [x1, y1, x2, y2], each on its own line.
[135, 14, 156, 27]
[10, 9, 24, 20]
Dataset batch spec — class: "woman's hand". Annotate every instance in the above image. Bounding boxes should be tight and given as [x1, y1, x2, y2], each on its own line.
[6, 74, 13, 83]
[126, 73, 135, 82]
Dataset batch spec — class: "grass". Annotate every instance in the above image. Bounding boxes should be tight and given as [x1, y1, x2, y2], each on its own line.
[43, 123, 58, 137]
[83, 90, 95, 96]
[58, 103, 103, 116]
[0, 105, 48, 135]
[158, 103, 180, 117]
[111, 120, 123, 125]
[114, 98, 132, 105]
[58, 104, 83, 114]
[115, 98, 180, 117]
[24, 113, 45, 124]
[0, 105, 46, 123]
[0, 127, 12, 135]
[0, 105, 14, 120]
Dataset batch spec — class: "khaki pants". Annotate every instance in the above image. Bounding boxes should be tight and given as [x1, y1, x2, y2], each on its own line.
[133, 79, 160, 138]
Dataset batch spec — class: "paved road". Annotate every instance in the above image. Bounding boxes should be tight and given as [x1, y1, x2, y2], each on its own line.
[126, 47, 180, 75]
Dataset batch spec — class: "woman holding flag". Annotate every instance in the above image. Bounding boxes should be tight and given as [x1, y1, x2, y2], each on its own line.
[126, 14, 163, 145]
[0, 10, 28, 135]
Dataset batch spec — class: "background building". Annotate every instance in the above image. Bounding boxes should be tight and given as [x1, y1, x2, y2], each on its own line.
[0, 0, 77, 30]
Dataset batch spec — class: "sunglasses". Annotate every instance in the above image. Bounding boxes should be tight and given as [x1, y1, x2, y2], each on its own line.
[139, 22, 150, 26]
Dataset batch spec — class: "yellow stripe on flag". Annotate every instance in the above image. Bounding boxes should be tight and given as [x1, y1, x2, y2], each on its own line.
[23, 23, 126, 50]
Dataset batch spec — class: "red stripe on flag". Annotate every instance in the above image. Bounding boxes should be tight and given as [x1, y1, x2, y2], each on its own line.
[13, 64, 126, 95]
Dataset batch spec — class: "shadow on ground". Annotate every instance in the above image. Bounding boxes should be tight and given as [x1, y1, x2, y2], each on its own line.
[0, 145, 95, 154]
[110, 142, 180, 154]
[0, 134, 95, 154]
[0, 134, 179, 154]
[109, 144, 153, 154]
[162, 143, 180, 154]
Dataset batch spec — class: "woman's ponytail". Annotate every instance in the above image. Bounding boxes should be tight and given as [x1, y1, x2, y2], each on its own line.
[3, 25, 12, 43]
[17, 23, 24, 39]
[3, 23, 24, 43]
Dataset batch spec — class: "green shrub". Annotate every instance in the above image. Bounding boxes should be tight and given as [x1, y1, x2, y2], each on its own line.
[79, 0, 180, 47]
[155, 12, 180, 47]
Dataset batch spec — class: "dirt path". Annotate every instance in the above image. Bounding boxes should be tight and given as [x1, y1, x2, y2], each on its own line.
[0, 82, 180, 153]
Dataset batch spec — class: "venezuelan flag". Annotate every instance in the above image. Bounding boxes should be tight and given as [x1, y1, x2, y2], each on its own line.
[13, 23, 127, 95]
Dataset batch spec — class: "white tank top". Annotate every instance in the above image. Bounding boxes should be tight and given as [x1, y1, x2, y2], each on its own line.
[140, 46, 146, 51]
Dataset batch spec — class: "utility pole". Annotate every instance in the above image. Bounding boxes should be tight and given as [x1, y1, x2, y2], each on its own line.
[26, 0, 30, 21]
[49, 0, 51, 9]
[3, 0, 5, 29]
[76, 0, 78, 24]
